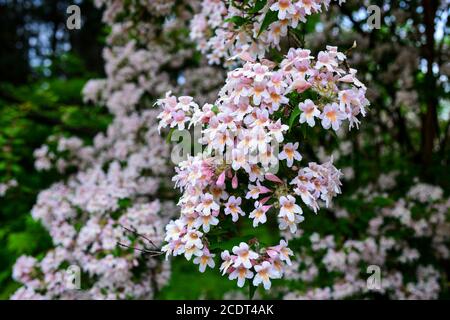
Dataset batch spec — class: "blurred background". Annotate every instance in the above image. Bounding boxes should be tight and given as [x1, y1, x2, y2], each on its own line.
[0, 0, 449, 299]
[0, 0, 107, 298]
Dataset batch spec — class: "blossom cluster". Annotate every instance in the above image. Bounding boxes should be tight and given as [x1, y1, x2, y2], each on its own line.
[281, 180, 450, 300]
[12, 199, 173, 300]
[0, 179, 17, 197]
[11, 0, 223, 300]
[156, 45, 367, 289]
[190, 0, 345, 64]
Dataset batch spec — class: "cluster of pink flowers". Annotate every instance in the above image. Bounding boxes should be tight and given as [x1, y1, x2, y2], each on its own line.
[221, 241, 294, 289]
[11, 0, 223, 300]
[190, 0, 345, 64]
[94, 0, 176, 24]
[0, 179, 17, 197]
[12, 199, 173, 300]
[156, 45, 367, 289]
[159, 46, 367, 136]
[281, 180, 450, 300]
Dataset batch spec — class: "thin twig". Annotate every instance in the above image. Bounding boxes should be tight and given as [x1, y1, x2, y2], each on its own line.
[120, 224, 159, 249]
[117, 242, 164, 257]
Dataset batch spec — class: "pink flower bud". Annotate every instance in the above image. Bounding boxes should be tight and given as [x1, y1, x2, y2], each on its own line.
[232, 174, 238, 189]
[265, 173, 283, 184]
[259, 196, 271, 205]
[259, 185, 272, 194]
[216, 171, 226, 186]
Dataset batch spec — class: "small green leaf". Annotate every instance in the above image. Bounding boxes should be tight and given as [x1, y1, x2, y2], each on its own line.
[249, 283, 257, 300]
[249, 0, 267, 13]
[257, 10, 278, 36]
[288, 105, 301, 131]
[211, 105, 219, 114]
[302, 124, 308, 139]
[224, 16, 247, 27]
[166, 128, 175, 143]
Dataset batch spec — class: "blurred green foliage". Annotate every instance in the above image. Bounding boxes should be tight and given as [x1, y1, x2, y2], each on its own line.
[0, 54, 110, 298]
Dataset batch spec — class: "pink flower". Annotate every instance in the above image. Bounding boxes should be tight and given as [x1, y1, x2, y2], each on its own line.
[197, 193, 220, 215]
[321, 103, 346, 131]
[279, 195, 302, 222]
[250, 81, 270, 106]
[249, 202, 271, 227]
[315, 50, 338, 71]
[224, 196, 245, 222]
[193, 249, 215, 273]
[177, 96, 197, 112]
[278, 142, 302, 167]
[270, 0, 296, 20]
[252, 63, 269, 82]
[171, 110, 189, 130]
[299, 99, 320, 127]
[216, 171, 226, 187]
[265, 173, 284, 183]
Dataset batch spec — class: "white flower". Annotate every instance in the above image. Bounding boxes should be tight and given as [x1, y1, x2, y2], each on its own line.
[193, 250, 215, 273]
[184, 245, 203, 261]
[229, 266, 254, 288]
[177, 96, 197, 112]
[250, 81, 270, 106]
[194, 211, 219, 232]
[279, 214, 304, 233]
[220, 250, 234, 275]
[268, 240, 294, 265]
[232, 148, 250, 172]
[249, 202, 270, 227]
[279, 195, 302, 222]
[268, 119, 288, 143]
[321, 103, 346, 131]
[253, 261, 278, 290]
[270, 0, 296, 20]
[197, 193, 220, 215]
[299, 99, 320, 127]
[224, 196, 245, 222]
[278, 142, 302, 167]
[182, 230, 203, 249]
[164, 219, 185, 241]
[245, 182, 270, 199]
[232, 242, 258, 269]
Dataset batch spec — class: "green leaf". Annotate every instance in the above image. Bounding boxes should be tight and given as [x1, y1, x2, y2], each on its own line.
[166, 128, 175, 143]
[249, 0, 267, 13]
[302, 124, 308, 139]
[257, 10, 278, 36]
[248, 283, 257, 300]
[211, 105, 219, 114]
[288, 105, 301, 131]
[118, 198, 132, 209]
[224, 16, 247, 27]
[305, 13, 320, 33]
